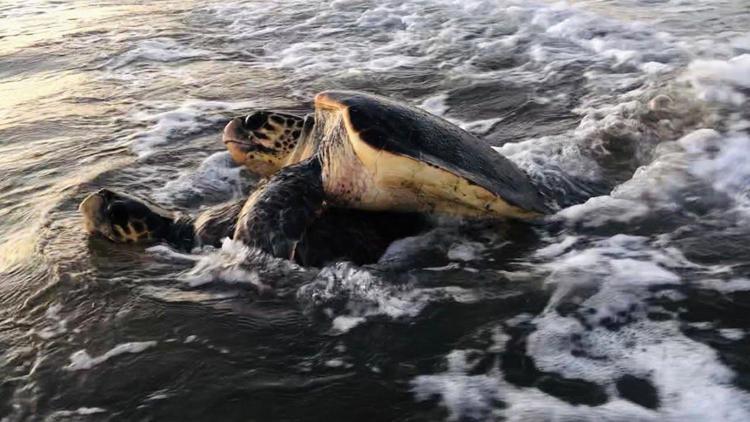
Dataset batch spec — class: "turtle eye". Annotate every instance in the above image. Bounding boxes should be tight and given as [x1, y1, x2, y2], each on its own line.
[98, 189, 116, 201]
[244, 111, 268, 130]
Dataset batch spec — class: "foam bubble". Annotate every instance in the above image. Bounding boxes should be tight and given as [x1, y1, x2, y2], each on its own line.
[535, 235, 578, 259]
[49, 407, 107, 418]
[719, 329, 746, 341]
[698, 278, 750, 293]
[331, 316, 367, 333]
[66, 341, 157, 371]
[419, 94, 450, 116]
[447, 241, 486, 262]
[557, 197, 650, 227]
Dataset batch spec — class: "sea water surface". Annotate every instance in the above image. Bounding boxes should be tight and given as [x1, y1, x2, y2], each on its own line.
[1, 0, 750, 420]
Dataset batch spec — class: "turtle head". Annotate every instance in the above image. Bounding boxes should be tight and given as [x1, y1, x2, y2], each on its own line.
[223, 111, 309, 177]
[79, 189, 175, 244]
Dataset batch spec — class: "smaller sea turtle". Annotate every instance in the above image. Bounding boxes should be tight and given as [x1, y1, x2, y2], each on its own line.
[222, 91, 550, 257]
[79, 189, 425, 266]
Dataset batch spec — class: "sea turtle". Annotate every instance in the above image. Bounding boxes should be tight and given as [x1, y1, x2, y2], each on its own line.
[79, 189, 426, 266]
[81, 91, 549, 262]
[221, 91, 550, 257]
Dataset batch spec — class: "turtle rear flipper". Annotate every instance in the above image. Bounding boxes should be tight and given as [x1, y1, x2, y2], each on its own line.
[234, 157, 325, 259]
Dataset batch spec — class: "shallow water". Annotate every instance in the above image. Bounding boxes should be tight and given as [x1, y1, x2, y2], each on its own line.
[1, 0, 750, 420]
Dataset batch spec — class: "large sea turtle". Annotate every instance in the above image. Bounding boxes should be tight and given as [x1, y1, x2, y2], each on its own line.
[221, 91, 550, 256]
[81, 91, 549, 262]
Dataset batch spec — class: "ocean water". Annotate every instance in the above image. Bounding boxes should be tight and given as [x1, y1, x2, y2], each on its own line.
[1, 0, 749, 420]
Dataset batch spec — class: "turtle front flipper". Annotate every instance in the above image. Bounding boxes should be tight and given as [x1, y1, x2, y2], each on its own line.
[234, 157, 325, 259]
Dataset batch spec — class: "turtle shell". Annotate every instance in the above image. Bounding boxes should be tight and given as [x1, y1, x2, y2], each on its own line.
[314, 91, 550, 215]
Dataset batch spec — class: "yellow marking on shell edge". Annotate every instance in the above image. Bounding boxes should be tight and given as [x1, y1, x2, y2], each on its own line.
[314, 94, 538, 219]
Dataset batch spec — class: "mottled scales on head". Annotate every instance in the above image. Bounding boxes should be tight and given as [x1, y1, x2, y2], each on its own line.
[246, 111, 304, 154]
[79, 189, 176, 244]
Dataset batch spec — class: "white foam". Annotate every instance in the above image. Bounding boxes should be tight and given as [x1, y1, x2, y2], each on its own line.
[413, 350, 505, 422]
[208, 0, 683, 89]
[684, 54, 750, 105]
[104, 38, 210, 70]
[66, 341, 157, 371]
[557, 197, 650, 227]
[146, 244, 203, 263]
[687, 133, 750, 213]
[298, 263, 423, 321]
[34, 303, 68, 340]
[446, 241, 486, 262]
[458, 117, 504, 135]
[180, 239, 269, 289]
[331, 316, 366, 333]
[698, 278, 750, 293]
[719, 329, 745, 341]
[128, 99, 258, 158]
[419, 94, 450, 116]
[153, 151, 248, 204]
[640, 61, 674, 75]
[175, 239, 302, 294]
[414, 228, 750, 420]
[297, 263, 481, 332]
[49, 407, 107, 418]
[540, 235, 684, 309]
[419, 94, 505, 135]
[551, 125, 750, 227]
[525, 231, 749, 420]
[493, 134, 600, 194]
[535, 235, 578, 259]
[414, 348, 659, 421]
[528, 307, 750, 421]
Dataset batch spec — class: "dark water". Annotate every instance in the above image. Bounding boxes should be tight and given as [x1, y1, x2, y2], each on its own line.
[1, 0, 750, 420]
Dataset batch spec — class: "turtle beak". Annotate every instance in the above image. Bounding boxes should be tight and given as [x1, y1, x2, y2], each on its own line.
[223, 117, 252, 163]
[79, 189, 111, 234]
[223, 117, 248, 146]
